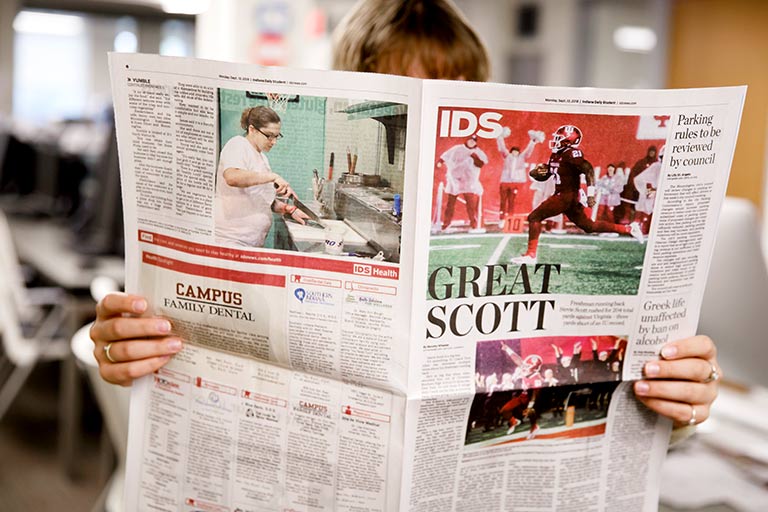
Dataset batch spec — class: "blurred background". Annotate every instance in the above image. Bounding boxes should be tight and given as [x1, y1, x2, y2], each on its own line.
[0, 1, 766, 511]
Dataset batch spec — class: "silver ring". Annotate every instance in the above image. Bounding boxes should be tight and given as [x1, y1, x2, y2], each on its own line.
[688, 405, 697, 426]
[104, 342, 116, 364]
[703, 363, 720, 383]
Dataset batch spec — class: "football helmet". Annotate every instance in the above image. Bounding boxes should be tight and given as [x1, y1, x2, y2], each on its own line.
[523, 354, 543, 375]
[549, 125, 582, 151]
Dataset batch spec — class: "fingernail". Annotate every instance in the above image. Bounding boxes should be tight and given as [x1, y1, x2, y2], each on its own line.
[167, 339, 183, 352]
[661, 346, 678, 359]
[645, 362, 660, 377]
[133, 299, 147, 313]
[157, 320, 171, 333]
[635, 382, 650, 395]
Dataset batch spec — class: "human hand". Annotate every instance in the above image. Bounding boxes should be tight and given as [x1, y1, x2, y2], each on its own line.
[573, 341, 582, 354]
[290, 208, 309, 225]
[90, 293, 183, 386]
[273, 174, 291, 196]
[634, 335, 721, 427]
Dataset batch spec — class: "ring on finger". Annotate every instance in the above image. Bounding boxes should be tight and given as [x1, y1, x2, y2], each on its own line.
[104, 342, 117, 364]
[703, 362, 720, 383]
[688, 405, 697, 426]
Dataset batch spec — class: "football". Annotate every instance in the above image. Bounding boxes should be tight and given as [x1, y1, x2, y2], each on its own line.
[530, 164, 552, 182]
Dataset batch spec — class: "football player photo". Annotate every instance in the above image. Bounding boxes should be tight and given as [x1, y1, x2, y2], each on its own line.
[429, 109, 670, 296]
[467, 335, 625, 446]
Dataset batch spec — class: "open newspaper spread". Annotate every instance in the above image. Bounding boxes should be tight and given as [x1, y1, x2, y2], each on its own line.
[109, 53, 745, 512]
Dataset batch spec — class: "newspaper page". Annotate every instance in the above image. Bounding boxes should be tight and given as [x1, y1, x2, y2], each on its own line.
[109, 53, 745, 512]
[400, 80, 744, 512]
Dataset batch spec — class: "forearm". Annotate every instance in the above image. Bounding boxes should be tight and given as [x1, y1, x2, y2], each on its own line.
[223, 167, 277, 188]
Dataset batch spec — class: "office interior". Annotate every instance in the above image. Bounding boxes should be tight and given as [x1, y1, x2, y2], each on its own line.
[0, 0, 766, 510]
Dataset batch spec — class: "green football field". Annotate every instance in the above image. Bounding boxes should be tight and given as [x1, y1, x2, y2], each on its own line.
[428, 232, 647, 296]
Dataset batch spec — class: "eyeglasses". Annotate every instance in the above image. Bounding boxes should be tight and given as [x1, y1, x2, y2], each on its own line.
[254, 127, 283, 141]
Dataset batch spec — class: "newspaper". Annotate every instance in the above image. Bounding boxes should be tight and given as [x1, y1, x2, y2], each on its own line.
[109, 53, 745, 512]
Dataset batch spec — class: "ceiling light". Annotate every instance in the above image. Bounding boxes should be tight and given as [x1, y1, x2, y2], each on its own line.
[13, 11, 85, 37]
[161, 0, 211, 15]
[613, 26, 657, 53]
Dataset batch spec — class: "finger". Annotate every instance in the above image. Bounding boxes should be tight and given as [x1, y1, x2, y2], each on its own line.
[660, 335, 717, 361]
[635, 395, 710, 426]
[634, 379, 717, 407]
[91, 316, 172, 343]
[644, 357, 720, 382]
[96, 293, 147, 319]
[95, 337, 183, 365]
[99, 355, 171, 387]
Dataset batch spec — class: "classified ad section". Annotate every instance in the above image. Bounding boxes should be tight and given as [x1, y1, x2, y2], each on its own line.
[124, 343, 406, 512]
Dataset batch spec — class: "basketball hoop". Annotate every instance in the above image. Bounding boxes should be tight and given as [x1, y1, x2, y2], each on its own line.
[266, 92, 291, 113]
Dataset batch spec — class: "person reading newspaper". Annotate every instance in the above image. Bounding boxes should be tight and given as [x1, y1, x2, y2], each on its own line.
[90, 0, 720, 444]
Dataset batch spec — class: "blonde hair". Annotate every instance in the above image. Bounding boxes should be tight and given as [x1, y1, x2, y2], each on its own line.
[332, 0, 490, 81]
[240, 106, 281, 132]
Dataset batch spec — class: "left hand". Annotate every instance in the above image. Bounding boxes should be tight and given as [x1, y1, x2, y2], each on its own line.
[634, 335, 721, 427]
[289, 208, 309, 225]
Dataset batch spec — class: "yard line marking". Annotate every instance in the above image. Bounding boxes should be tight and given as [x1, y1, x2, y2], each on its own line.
[431, 244, 482, 251]
[488, 234, 513, 266]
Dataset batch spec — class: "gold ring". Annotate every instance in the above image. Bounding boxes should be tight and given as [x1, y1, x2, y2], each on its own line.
[688, 405, 697, 426]
[104, 342, 116, 363]
[703, 363, 720, 383]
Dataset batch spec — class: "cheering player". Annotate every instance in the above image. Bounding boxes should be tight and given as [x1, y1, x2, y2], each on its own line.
[512, 125, 644, 265]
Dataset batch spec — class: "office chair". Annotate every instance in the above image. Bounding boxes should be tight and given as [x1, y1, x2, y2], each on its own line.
[0, 209, 69, 421]
[71, 321, 129, 512]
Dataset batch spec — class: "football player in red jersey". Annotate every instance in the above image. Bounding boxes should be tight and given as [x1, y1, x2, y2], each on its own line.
[512, 125, 644, 265]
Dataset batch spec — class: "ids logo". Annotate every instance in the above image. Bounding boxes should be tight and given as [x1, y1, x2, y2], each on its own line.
[353, 264, 372, 276]
[439, 110, 503, 139]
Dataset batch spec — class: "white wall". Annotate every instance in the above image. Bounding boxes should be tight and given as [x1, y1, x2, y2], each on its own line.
[0, 0, 19, 116]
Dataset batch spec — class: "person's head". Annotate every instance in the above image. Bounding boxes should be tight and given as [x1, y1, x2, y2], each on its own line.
[598, 350, 609, 362]
[241, 106, 282, 152]
[606, 163, 616, 176]
[509, 146, 520, 157]
[544, 368, 554, 380]
[332, 0, 490, 81]
[465, 134, 478, 149]
[647, 145, 658, 160]
[561, 355, 572, 368]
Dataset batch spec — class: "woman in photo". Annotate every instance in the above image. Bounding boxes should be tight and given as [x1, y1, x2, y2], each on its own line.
[215, 106, 308, 247]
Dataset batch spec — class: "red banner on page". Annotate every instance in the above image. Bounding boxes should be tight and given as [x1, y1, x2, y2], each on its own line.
[142, 252, 286, 288]
[137, 230, 399, 280]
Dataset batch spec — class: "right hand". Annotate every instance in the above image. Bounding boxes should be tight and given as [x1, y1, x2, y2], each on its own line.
[90, 293, 183, 386]
[273, 174, 291, 197]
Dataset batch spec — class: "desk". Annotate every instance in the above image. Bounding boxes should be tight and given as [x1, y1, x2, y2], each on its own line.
[7, 216, 125, 479]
